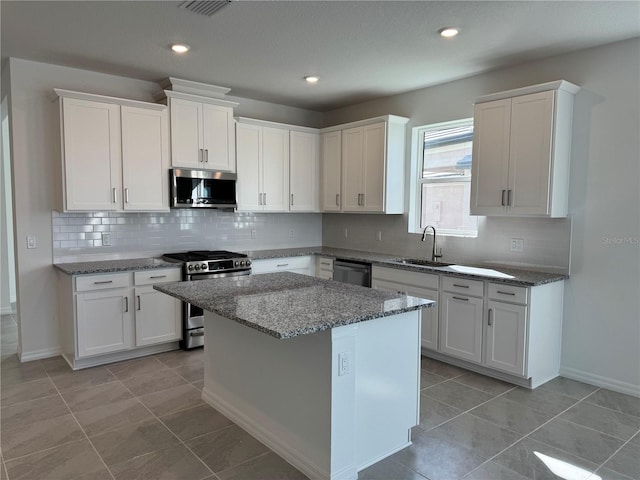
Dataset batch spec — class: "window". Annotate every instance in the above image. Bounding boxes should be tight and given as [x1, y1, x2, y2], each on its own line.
[411, 118, 478, 237]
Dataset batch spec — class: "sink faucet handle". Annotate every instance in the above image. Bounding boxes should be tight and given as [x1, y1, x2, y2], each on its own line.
[433, 247, 443, 260]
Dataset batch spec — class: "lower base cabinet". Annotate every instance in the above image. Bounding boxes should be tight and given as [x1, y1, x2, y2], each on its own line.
[372, 265, 564, 388]
[58, 267, 182, 368]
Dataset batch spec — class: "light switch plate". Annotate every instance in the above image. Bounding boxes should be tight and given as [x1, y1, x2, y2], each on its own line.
[101, 233, 111, 246]
[26, 235, 36, 249]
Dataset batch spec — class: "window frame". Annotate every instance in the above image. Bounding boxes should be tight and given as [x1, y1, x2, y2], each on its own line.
[408, 118, 478, 237]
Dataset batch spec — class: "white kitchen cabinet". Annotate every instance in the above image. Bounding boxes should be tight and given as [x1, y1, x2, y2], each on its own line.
[252, 256, 315, 276]
[56, 90, 169, 212]
[485, 299, 527, 376]
[321, 115, 408, 214]
[121, 106, 169, 211]
[165, 93, 237, 172]
[470, 80, 579, 217]
[289, 130, 319, 212]
[133, 269, 182, 347]
[320, 131, 342, 211]
[57, 267, 182, 369]
[316, 256, 334, 280]
[439, 292, 484, 364]
[236, 122, 290, 212]
[371, 266, 439, 351]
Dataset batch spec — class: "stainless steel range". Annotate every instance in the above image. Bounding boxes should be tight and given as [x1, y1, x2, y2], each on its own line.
[162, 250, 252, 349]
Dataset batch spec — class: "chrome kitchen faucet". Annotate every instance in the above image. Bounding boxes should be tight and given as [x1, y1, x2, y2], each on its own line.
[421, 225, 443, 262]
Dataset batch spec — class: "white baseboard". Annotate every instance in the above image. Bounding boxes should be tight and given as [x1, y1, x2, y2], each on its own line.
[19, 346, 62, 362]
[201, 387, 349, 480]
[559, 366, 640, 397]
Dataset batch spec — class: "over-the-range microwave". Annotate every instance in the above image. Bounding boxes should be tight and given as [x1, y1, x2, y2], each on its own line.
[170, 168, 237, 209]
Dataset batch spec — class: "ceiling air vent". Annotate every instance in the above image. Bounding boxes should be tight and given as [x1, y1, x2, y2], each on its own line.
[179, 1, 232, 17]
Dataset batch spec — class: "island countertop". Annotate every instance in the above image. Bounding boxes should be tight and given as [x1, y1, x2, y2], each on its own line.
[154, 272, 434, 339]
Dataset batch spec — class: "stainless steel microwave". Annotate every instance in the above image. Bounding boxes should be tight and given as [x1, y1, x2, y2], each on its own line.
[170, 168, 237, 209]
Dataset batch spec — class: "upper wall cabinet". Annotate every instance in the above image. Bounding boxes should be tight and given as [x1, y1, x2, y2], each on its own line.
[320, 115, 409, 214]
[470, 80, 580, 217]
[235, 117, 320, 213]
[55, 89, 169, 213]
[161, 91, 238, 172]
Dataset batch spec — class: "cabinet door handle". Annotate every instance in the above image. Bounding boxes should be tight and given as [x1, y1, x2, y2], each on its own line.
[291, 193, 294, 206]
[361, 193, 365, 206]
[452, 284, 469, 288]
[453, 296, 469, 302]
[335, 193, 340, 206]
[93, 280, 113, 285]
[124, 188, 129, 204]
[199, 148, 203, 163]
[112, 188, 117, 204]
[488, 308, 493, 326]
[149, 275, 167, 279]
[496, 290, 516, 296]
[136, 295, 141, 311]
[507, 189, 513, 206]
[124, 297, 129, 313]
[205, 149, 209, 163]
[264, 192, 267, 205]
[501, 189, 506, 206]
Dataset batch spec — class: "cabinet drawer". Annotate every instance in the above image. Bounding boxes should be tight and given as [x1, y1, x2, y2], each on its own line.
[488, 283, 528, 304]
[252, 256, 313, 274]
[317, 257, 334, 270]
[372, 266, 439, 290]
[134, 268, 182, 286]
[76, 272, 131, 292]
[441, 276, 484, 297]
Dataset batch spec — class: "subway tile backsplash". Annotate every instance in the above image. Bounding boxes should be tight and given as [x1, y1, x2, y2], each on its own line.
[53, 210, 322, 263]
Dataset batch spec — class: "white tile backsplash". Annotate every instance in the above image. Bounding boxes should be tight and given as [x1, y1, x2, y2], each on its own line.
[52, 210, 322, 263]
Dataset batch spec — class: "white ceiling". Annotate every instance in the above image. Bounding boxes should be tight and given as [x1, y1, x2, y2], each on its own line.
[2, 1, 639, 111]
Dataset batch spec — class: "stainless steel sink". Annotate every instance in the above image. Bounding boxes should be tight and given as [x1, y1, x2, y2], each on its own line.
[393, 258, 453, 268]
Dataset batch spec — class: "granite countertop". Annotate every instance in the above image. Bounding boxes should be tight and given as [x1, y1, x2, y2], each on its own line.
[154, 272, 433, 339]
[54, 257, 178, 275]
[246, 246, 568, 287]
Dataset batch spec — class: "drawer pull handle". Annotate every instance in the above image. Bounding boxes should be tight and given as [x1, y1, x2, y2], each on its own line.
[149, 275, 167, 279]
[452, 296, 469, 302]
[93, 280, 113, 285]
[496, 290, 516, 296]
[488, 308, 493, 326]
[452, 284, 469, 288]
[276, 263, 289, 267]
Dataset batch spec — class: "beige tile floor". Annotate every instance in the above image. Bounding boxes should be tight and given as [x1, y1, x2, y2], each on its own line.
[1, 312, 639, 480]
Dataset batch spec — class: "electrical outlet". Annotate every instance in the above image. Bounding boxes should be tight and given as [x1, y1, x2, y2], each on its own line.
[338, 352, 351, 376]
[344, 228, 348, 239]
[376, 231, 382, 241]
[26, 235, 36, 249]
[510, 238, 524, 252]
[101, 233, 111, 246]
[251, 229, 257, 239]
[289, 229, 295, 238]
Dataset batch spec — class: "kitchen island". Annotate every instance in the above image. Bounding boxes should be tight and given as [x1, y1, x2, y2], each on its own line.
[155, 272, 433, 480]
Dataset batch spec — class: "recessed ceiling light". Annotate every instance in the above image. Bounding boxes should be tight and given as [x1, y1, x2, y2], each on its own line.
[171, 44, 191, 54]
[304, 75, 320, 84]
[439, 27, 459, 38]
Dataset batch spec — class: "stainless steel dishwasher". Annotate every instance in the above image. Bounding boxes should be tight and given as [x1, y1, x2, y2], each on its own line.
[332, 259, 372, 287]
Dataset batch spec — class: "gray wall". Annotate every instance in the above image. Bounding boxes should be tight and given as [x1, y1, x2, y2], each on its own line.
[322, 38, 640, 394]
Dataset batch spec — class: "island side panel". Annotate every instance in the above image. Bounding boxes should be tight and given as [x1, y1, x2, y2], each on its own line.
[201, 311, 336, 480]
[353, 309, 421, 470]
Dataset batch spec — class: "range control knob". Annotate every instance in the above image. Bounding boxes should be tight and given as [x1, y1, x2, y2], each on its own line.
[240, 260, 245, 267]
[188, 265, 194, 271]
[201, 263, 207, 270]
[194, 264, 200, 271]
[234, 260, 239, 267]
[246, 259, 252, 266]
